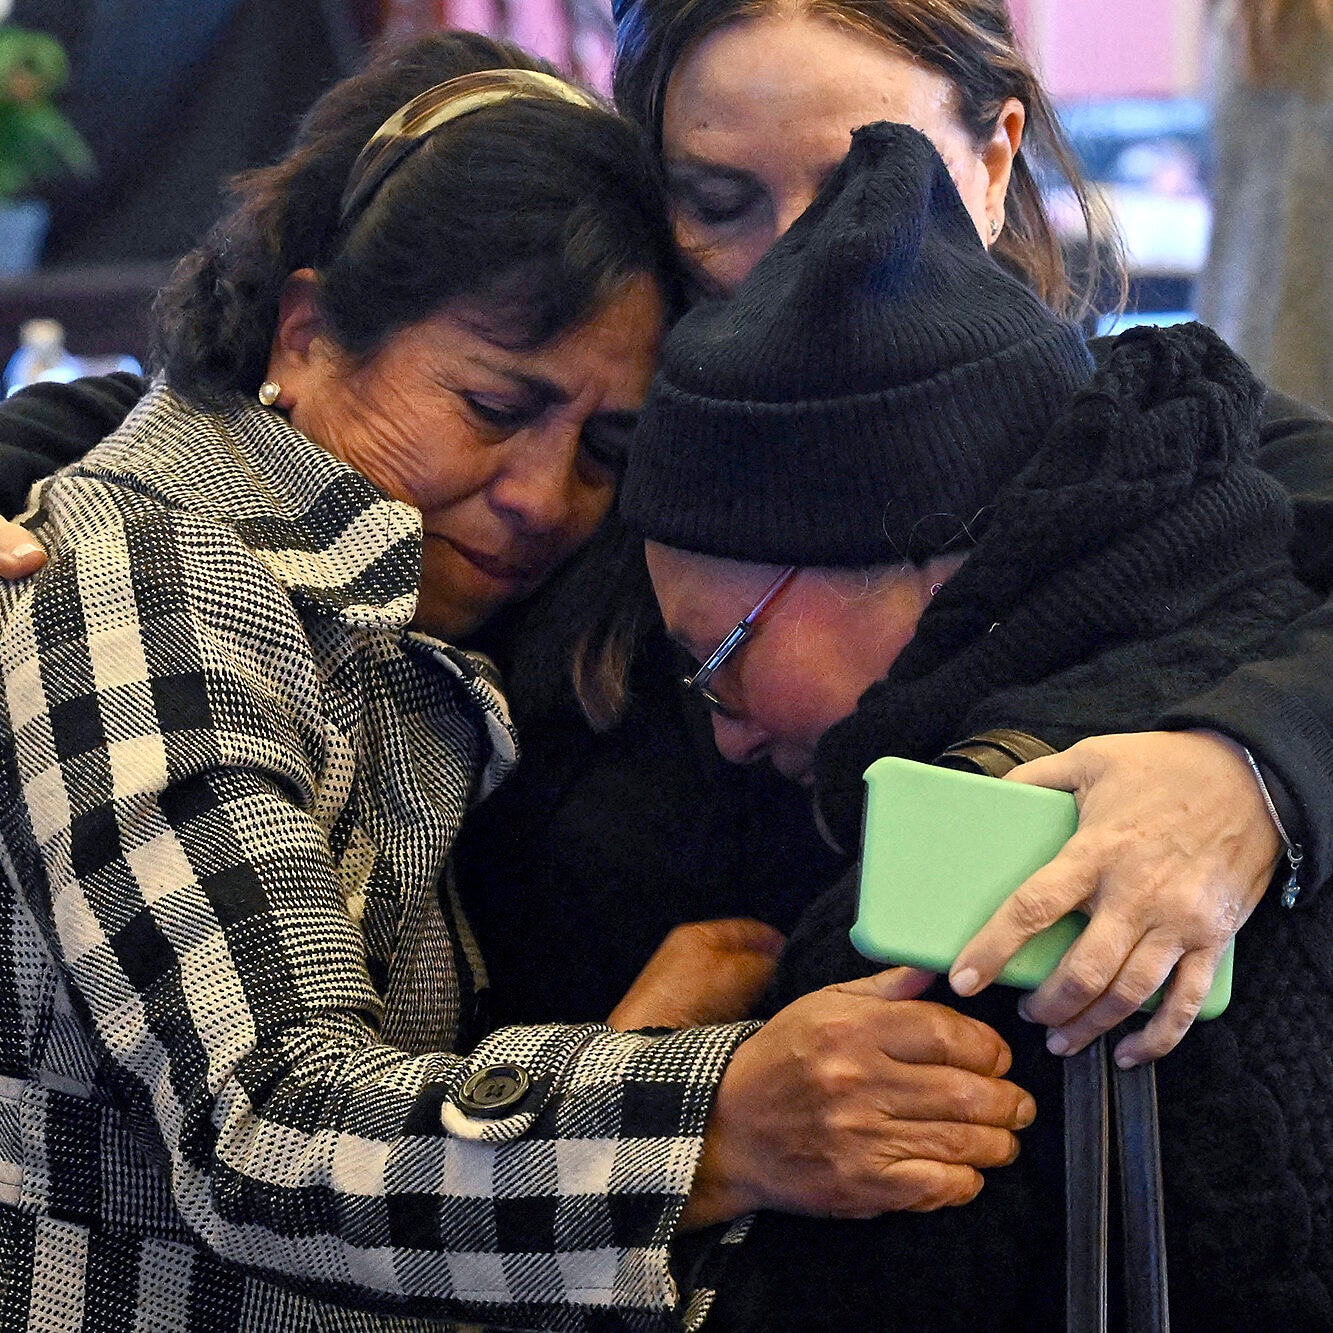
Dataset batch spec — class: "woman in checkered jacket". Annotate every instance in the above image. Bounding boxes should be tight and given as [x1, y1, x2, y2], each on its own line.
[0, 31, 1032, 1333]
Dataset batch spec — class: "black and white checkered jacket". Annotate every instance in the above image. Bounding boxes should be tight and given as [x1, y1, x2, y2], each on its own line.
[0, 385, 749, 1331]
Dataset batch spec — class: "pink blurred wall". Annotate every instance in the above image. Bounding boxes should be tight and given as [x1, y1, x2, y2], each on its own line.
[1011, 0, 1206, 99]
[443, 0, 572, 59]
[435, 0, 614, 89]
[420, 0, 1207, 103]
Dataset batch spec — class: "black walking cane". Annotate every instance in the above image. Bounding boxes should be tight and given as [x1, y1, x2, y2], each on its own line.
[1064, 1030, 1169, 1331]
[926, 732, 1172, 1330]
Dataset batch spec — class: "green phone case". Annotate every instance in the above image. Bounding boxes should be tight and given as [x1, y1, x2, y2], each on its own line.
[852, 756, 1233, 1019]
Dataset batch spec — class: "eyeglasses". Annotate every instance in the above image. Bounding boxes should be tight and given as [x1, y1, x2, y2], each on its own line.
[683, 566, 797, 718]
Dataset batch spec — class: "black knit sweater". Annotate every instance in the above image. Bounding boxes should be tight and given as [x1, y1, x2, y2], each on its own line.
[812, 322, 1319, 848]
[696, 324, 1333, 1330]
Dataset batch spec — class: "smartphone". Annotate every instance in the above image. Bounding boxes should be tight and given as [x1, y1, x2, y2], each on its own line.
[851, 756, 1232, 1018]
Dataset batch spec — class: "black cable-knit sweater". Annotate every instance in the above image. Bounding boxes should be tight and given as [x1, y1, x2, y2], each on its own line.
[694, 324, 1333, 1331]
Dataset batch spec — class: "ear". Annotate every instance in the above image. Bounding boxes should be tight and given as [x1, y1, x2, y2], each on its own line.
[980, 97, 1026, 236]
[264, 269, 330, 405]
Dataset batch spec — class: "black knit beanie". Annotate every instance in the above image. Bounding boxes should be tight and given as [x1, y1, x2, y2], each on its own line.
[621, 121, 1094, 565]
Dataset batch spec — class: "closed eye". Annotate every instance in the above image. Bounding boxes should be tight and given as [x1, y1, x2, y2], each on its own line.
[460, 394, 538, 433]
[679, 192, 754, 227]
[667, 168, 762, 228]
[579, 411, 638, 476]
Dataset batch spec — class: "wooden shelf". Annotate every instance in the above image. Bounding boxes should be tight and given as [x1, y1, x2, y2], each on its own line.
[0, 262, 173, 366]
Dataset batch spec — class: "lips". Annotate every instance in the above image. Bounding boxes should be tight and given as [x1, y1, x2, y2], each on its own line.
[439, 537, 542, 585]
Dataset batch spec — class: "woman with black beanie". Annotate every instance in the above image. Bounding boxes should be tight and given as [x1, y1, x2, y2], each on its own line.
[613, 0, 1333, 1072]
[624, 120, 1333, 1329]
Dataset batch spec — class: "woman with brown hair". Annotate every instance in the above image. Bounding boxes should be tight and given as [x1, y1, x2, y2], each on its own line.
[614, 0, 1112, 314]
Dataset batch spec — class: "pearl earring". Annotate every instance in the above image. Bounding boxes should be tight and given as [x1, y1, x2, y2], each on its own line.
[258, 380, 281, 407]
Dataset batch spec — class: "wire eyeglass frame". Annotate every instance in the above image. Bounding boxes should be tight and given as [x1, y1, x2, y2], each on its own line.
[682, 565, 798, 718]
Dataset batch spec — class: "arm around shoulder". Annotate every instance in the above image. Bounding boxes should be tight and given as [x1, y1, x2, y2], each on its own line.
[0, 372, 145, 518]
[0, 499, 758, 1328]
[1159, 384, 1333, 895]
[1258, 384, 1333, 594]
[0, 372, 146, 573]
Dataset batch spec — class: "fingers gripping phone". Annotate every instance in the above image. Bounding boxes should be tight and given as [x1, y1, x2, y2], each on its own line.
[852, 757, 1233, 1019]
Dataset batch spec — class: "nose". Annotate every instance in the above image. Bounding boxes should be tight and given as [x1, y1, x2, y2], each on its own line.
[774, 189, 819, 242]
[711, 711, 769, 766]
[488, 423, 586, 536]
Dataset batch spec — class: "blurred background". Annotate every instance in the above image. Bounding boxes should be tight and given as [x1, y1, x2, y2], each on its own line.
[0, 0, 1327, 408]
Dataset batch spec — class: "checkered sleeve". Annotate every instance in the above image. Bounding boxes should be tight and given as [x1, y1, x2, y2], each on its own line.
[0, 496, 752, 1329]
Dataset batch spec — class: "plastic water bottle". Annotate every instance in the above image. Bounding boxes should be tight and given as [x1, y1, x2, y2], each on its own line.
[4, 318, 82, 396]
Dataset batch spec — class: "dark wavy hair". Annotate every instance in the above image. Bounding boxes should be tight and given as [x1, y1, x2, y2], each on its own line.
[154, 31, 681, 404]
[613, 0, 1125, 319]
[153, 31, 683, 728]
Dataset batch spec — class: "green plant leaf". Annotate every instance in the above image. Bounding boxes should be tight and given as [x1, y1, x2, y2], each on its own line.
[0, 24, 93, 199]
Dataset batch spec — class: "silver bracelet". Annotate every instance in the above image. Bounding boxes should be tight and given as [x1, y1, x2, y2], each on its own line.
[1240, 746, 1305, 908]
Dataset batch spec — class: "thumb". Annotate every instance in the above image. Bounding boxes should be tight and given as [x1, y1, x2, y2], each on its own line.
[837, 965, 937, 1001]
[1004, 748, 1083, 793]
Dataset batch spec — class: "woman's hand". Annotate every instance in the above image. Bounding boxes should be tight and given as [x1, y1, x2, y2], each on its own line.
[608, 918, 786, 1030]
[949, 730, 1279, 1068]
[682, 966, 1036, 1229]
[0, 518, 45, 577]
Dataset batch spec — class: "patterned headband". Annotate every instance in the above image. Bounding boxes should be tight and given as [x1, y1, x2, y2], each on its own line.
[337, 68, 601, 229]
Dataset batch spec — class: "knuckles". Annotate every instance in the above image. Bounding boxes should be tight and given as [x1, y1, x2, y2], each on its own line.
[803, 1053, 871, 1107]
[1047, 959, 1112, 1009]
[1005, 882, 1072, 936]
[887, 999, 1008, 1072]
[1102, 975, 1150, 1014]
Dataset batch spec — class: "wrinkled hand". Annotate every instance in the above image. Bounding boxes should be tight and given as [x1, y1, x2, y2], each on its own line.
[682, 966, 1035, 1229]
[608, 918, 786, 1031]
[0, 518, 45, 577]
[949, 730, 1279, 1068]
